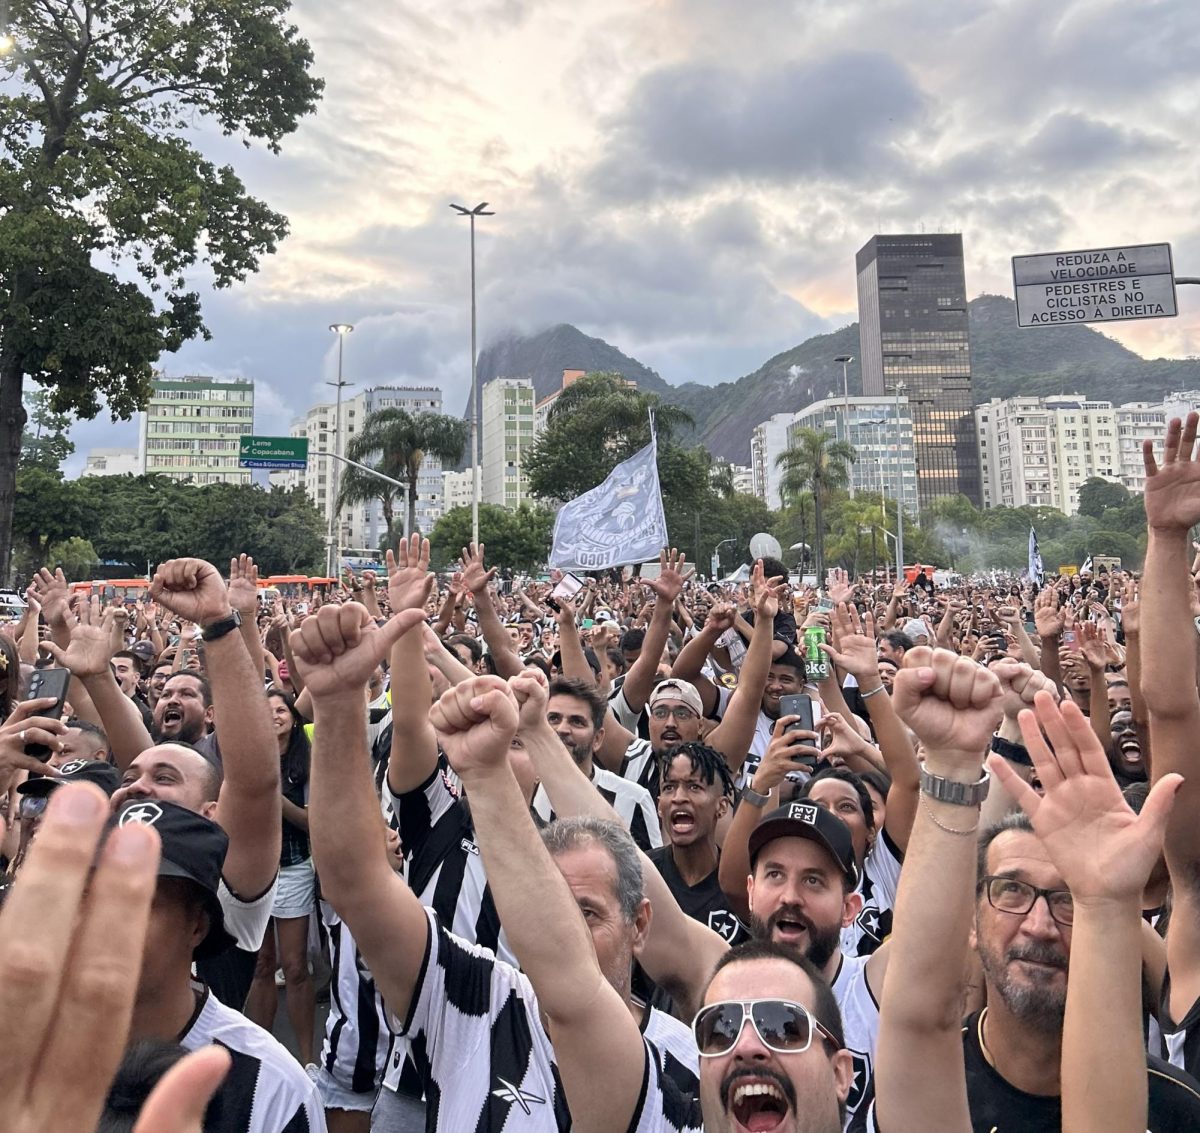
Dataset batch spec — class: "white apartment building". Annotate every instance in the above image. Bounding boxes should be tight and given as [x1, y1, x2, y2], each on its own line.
[138, 375, 254, 485]
[751, 413, 799, 510]
[443, 468, 474, 513]
[82, 448, 139, 477]
[975, 395, 1119, 514]
[1116, 391, 1200, 493]
[277, 386, 449, 557]
[481, 378, 535, 508]
[731, 464, 754, 495]
[788, 396, 918, 514]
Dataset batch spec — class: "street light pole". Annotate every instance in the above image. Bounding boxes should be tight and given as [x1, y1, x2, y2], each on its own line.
[894, 382, 906, 582]
[451, 202, 495, 547]
[834, 355, 855, 498]
[327, 323, 354, 578]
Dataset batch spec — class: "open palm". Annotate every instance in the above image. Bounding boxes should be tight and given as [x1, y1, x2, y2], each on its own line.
[1143, 413, 1200, 530]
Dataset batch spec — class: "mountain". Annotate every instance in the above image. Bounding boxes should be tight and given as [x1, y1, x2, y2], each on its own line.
[479, 296, 1200, 464]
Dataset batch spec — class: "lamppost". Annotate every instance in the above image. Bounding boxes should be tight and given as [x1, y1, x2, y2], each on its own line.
[894, 382, 906, 582]
[834, 354, 855, 498]
[450, 201, 495, 547]
[327, 323, 354, 577]
[713, 537, 736, 580]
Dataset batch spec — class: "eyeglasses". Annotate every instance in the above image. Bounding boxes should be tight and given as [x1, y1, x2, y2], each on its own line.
[650, 705, 698, 722]
[692, 999, 838, 1058]
[18, 794, 50, 821]
[982, 875, 1074, 927]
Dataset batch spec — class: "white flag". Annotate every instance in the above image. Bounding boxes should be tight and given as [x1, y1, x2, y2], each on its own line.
[549, 438, 668, 571]
[1027, 527, 1044, 585]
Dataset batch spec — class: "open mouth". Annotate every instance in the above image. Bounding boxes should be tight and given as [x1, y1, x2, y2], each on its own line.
[660, 729, 681, 743]
[162, 708, 183, 727]
[769, 914, 809, 945]
[728, 1078, 791, 1132]
[669, 809, 695, 835]
[1119, 738, 1141, 758]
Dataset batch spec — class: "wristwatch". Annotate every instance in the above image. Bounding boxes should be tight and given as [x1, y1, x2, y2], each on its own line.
[990, 733, 1032, 767]
[740, 785, 772, 807]
[919, 765, 990, 807]
[200, 609, 242, 642]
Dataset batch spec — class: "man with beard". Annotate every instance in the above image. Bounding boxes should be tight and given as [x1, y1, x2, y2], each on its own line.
[536, 677, 661, 852]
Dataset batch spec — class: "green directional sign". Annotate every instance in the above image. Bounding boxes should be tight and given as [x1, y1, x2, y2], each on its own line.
[239, 435, 309, 470]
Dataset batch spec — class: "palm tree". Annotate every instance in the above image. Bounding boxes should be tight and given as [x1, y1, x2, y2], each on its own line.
[338, 408, 469, 541]
[776, 428, 857, 583]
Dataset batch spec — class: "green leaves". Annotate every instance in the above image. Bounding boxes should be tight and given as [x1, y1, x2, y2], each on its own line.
[428, 504, 554, 574]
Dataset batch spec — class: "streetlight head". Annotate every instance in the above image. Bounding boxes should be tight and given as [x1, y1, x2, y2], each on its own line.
[834, 355, 854, 364]
[330, 323, 354, 335]
[449, 203, 471, 215]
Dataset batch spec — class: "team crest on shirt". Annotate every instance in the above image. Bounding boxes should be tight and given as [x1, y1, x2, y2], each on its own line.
[787, 802, 820, 826]
[59, 760, 89, 775]
[120, 802, 164, 827]
[708, 910, 741, 942]
[845, 1049, 872, 1113]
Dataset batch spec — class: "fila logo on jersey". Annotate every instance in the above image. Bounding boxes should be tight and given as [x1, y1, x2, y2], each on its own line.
[460, 838, 480, 856]
[787, 803, 820, 826]
[708, 910, 741, 942]
[120, 802, 164, 827]
[491, 1079, 545, 1114]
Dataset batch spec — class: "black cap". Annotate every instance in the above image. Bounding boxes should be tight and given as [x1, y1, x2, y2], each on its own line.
[18, 760, 121, 798]
[748, 802, 859, 886]
[114, 799, 236, 959]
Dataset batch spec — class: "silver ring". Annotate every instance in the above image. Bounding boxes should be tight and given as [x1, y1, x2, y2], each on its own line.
[19, 730, 26, 743]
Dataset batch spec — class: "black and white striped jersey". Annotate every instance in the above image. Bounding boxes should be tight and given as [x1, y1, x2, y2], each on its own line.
[318, 899, 389, 1097]
[531, 763, 662, 853]
[620, 736, 661, 800]
[180, 983, 324, 1133]
[1159, 974, 1200, 1081]
[832, 952, 881, 1124]
[842, 827, 903, 958]
[389, 908, 701, 1132]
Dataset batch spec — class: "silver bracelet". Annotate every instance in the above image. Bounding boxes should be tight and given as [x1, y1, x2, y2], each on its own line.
[859, 684, 887, 700]
[919, 793, 980, 836]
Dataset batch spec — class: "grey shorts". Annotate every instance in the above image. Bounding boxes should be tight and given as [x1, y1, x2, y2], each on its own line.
[272, 858, 316, 920]
[311, 1064, 377, 1114]
[370, 1085, 426, 1133]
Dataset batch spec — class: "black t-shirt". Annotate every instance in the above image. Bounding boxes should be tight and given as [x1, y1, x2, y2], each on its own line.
[647, 845, 749, 945]
[959, 1009, 1200, 1132]
[742, 608, 798, 646]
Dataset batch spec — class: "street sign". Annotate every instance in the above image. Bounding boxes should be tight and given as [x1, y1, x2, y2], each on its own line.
[1012, 243, 1177, 328]
[239, 435, 309, 470]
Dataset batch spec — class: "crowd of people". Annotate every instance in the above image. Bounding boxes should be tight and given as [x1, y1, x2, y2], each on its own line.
[6, 418, 1200, 1132]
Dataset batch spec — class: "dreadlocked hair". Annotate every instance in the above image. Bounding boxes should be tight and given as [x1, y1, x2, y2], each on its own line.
[658, 741, 735, 798]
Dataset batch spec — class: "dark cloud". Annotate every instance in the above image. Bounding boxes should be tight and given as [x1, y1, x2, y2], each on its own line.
[589, 51, 927, 198]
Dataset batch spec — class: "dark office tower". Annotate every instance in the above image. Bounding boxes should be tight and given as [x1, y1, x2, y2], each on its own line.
[856, 234, 982, 508]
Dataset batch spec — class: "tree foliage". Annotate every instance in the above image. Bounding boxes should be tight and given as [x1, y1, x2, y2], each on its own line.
[776, 428, 857, 581]
[340, 408, 468, 540]
[428, 504, 553, 574]
[1076, 477, 1131, 520]
[0, 0, 323, 580]
[20, 388, 74, 470]
[11, 473, 325, 581]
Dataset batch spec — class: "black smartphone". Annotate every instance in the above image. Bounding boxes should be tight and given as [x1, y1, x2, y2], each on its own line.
[779, 693, 815, 736]
[23, 667, 70, 762]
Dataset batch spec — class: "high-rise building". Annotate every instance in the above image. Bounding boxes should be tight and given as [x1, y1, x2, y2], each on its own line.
[138, 375, 254, 485]
[535, 368, 588, 435]
[276, 386, 448, 557]
[856, 234, 981, 507]
[481, 378, 535, 508]
[443, 468, 474, 513]
[789, 396, 918, 514]
[750, 413, 800, 510]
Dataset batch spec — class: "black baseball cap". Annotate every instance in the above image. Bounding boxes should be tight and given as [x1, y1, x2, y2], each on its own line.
[18, 760, 121, 798]
[114, 799, 237, 959]
[748, 802, 859, 886]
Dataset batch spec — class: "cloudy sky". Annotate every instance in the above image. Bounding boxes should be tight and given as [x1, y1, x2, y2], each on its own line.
[64, 0, 1200, 472]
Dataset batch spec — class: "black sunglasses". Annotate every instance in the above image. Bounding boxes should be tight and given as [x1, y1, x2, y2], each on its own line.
[692, 999, 838, 1057]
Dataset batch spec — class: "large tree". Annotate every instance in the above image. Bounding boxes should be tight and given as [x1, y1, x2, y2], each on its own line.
[0, 0, 323, 582]
[776, 428, 856, 582]
[339, 407, 469, 540]
[428, 503, 553, 574]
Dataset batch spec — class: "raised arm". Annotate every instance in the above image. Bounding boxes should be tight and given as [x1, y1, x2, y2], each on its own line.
[151, 559, 279, 900]
[292, 603, 431, 1027]
[669, 605, 732, 717]
[553, 591, 595, 686]
[384, 535, 439, 796]
[431, 673, 646, 1133]
[1140, 413, 1200, 1028]
[822, 604, 920, 852]
[461, 543, 522, 679]
[991, 693, 1181, 1133]
[41, 599, 153, 768]
[510, 669, 727, 1021]
[619, 548, 686, 715]
[876, 647, 1002, 1133]
[1034, 588, 1065, 691]
[227, 555, 265, 677]
[707, 569, 782, 774]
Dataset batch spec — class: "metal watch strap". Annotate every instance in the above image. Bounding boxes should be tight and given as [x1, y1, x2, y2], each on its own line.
[200, 609, 242, 642]
[918, 765, 990, 807]
[740, 785, 771, 807]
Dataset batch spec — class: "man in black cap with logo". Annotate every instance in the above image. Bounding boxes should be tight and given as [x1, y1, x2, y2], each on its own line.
[115, 798, 323, 1133]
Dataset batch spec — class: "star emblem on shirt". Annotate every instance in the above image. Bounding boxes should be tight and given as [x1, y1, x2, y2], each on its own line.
[857, 907, 882, 941]
[119, 802, 164, 827]
[491, 1078, 546, 1114]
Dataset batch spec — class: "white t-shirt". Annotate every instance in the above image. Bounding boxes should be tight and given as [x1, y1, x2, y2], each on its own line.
[219, 875, 277, 952]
